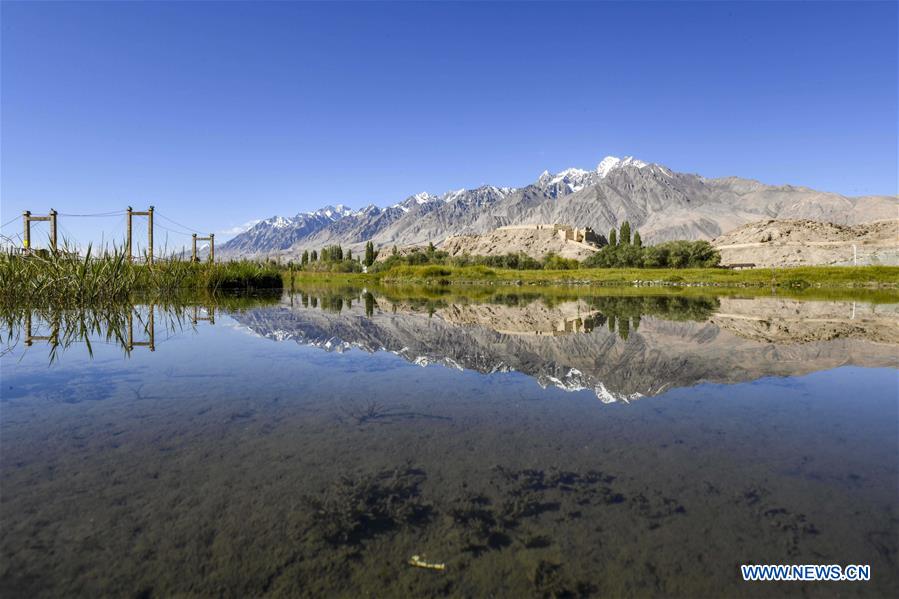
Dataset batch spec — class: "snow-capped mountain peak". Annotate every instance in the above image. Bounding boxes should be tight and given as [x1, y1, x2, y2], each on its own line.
[266, 215, 292, 229]
[313, 204, 355, 220]
[536, 166, 596, 195]
[391, 192, 440, 213]
[596, 155, 648, 178]
[551, 167, 590, 184]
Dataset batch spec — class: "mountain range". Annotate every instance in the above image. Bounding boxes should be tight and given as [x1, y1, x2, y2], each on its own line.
[220, 156, 896, 257]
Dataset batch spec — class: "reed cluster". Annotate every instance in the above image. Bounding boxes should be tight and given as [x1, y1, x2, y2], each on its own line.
[0, 243, 283, 306]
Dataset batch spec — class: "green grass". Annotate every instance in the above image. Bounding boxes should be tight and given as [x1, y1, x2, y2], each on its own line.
[370, 264, 899, 288]
[287, 278, 899, 306]
[286, 264, 899, 303]
[1, 247, 283, 307]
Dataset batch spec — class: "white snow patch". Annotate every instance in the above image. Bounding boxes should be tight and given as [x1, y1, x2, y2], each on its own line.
[596, 155, 649, 178]
[550, 167, 589, 185]
[267, 216, 292, 229]
[594, 381, 644, 404]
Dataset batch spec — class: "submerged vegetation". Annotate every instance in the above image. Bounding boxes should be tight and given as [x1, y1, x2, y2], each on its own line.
[0, 245, 283, 306]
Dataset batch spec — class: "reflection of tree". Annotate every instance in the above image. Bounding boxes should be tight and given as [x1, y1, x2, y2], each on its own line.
[587, 296, 719, 323]
[319, 295, 344, 314]
[364, 292, 377, 318]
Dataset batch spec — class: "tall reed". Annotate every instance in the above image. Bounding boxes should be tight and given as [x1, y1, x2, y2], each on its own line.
[0, 239, 282, 307]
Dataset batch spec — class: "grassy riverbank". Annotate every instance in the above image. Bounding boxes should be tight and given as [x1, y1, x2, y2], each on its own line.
[291, 264, 899, 289]
[6, 248, 896, 308]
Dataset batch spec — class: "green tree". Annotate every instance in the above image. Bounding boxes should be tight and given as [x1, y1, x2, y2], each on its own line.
[364, 241, 375, 266]
[301, 250, 309, 266]
[618, 243, 643, 267]
[620, 221, 631, 245]
[346, 248, 352, 261]
[310, 250, 318, 262]
[687, 240, 720, 267]
[642, 245, 668, 267]
[633, 231, 642, 248]
[609, 228, 617, 246]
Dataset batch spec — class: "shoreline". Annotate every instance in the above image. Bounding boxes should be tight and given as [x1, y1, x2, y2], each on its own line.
[289, 265, 899, 290]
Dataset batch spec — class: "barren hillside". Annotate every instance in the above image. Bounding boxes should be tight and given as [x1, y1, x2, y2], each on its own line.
[440, 226, 599, 260]
[712, 219, 898, 267]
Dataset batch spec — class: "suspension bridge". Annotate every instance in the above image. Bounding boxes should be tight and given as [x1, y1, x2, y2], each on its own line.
[0, 206, 217, 263]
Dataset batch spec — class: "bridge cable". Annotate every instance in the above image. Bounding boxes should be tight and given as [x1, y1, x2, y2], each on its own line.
[155, 210, 202, 234]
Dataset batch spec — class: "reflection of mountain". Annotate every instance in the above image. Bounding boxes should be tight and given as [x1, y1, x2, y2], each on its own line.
[230, 296, 898, 402]
[711, 298, 899, 344]
[417, 301, 601, 336]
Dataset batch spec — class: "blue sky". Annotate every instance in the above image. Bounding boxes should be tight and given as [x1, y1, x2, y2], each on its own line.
[2, 1, 896, 248]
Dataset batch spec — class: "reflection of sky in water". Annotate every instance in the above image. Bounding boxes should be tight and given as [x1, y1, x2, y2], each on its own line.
[1, 299, 897, 597]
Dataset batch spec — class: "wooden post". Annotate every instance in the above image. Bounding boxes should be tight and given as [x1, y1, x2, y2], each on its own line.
[127, 207, 156, 263]
[49, 209, 57, 252]
[147, 205, 154, 265]
[192, 306, 216, 325]
[23, 211, 30, 251]
[126, 207, 133, 262]
[191, 234, 215, 263]
[127, 306, 155, 351]
[148, 307, 155, 351]
[25, 312, 59, 347]
[22, 210, 58, 253]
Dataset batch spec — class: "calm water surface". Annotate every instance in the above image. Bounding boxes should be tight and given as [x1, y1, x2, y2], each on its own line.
[1, 286, 897, 598]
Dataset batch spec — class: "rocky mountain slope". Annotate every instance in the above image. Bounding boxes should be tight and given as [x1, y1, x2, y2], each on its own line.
[440, 226, 599, 261]
[713, 219, 898, 267]
[220, 155, 896, 258]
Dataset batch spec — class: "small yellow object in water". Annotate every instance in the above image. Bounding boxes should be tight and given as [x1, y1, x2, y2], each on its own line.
[408, 555, 446, 571]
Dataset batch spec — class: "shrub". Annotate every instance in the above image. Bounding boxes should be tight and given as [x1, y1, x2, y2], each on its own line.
[419, 265, 452, 278]
[542, 253, 579, 270]
[583, 239, 721, 269]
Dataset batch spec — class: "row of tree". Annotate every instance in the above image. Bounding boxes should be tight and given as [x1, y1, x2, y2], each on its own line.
[607, 220, 642, 248]
[575, 221, 721, 268]
[299, 244, 353, 265]
[290, 221, 720, 272]
[585, 239, 720, 268]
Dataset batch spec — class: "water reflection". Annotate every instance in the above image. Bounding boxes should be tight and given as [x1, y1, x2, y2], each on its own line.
[1, 285, 897, 597]
[1, 295, 276, 362]
[234, 287, 898, 402]
[4, 287, 897, 402]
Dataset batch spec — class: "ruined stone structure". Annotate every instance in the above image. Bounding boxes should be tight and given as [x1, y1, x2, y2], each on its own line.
[496, 224, 601, 247]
